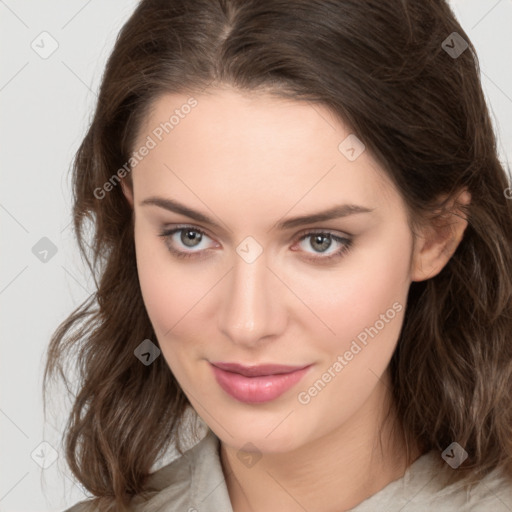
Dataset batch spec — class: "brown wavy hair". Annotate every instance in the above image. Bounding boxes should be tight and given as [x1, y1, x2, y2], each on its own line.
[43, 0, 512, 510]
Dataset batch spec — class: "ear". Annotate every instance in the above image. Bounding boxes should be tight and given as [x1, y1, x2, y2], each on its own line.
[410, 189, 471, 282]
[121, 179, 134, 208]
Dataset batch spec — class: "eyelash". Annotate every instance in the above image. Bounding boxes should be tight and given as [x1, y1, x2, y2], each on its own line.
[158, 225, 353, 264]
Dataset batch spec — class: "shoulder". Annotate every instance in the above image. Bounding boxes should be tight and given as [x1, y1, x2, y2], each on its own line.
[63, 429, 231, 512]
[63, 501, 99, 512]
[350, 451, 512, 512]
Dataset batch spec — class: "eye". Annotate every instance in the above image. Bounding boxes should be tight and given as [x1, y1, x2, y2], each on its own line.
[158, 225, 353, 263]
[158, 225, 218, 260]
[292, 230, 353, 263]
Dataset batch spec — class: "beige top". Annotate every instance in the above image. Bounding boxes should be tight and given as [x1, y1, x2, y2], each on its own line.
[65, 428, 512, 511]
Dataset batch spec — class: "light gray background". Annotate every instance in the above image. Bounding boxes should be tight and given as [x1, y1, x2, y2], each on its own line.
[1, 1, 511, 510]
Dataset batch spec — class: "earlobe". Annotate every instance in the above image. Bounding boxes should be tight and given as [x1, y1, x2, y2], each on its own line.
[410, 189, 471, 282]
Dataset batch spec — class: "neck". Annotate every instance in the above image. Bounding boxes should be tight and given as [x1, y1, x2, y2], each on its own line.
[219, 371, 421, 512]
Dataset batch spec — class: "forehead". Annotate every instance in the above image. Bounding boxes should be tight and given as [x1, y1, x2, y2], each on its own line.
[132, 88, 400, 219]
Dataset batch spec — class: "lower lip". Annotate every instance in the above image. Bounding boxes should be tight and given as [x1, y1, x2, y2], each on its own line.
[210, 363, 312, 404]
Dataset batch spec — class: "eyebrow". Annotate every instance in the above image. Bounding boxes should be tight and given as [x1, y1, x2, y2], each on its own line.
[140, 196, 375, 231]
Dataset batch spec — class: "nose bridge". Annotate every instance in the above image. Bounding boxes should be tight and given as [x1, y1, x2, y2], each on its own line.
[218, 247, 283, 346]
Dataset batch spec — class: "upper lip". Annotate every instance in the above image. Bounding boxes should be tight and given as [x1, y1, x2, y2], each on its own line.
[210, 362, 310, 377]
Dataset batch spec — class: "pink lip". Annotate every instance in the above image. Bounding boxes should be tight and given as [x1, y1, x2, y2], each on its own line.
[210, 362, 312, 403]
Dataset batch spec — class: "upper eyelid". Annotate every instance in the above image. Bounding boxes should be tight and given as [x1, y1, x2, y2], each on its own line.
[162, 225, 351, 247]
[162, 224, 351, 238]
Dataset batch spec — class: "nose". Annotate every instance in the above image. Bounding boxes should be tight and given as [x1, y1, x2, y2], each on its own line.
[217, 248, 287, 349]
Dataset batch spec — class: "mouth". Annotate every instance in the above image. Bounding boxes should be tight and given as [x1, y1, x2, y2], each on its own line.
[209, 361, 312, 403]
[210, 361, 310, 377]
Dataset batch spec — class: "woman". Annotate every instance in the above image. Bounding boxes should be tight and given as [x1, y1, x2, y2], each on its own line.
[44, 0, 512, 510]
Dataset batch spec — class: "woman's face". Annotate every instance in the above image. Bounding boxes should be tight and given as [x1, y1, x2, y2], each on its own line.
[124, 87, 423, 453]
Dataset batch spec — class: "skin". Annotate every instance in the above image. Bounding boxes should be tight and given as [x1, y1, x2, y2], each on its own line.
[122, 86, 470, 512]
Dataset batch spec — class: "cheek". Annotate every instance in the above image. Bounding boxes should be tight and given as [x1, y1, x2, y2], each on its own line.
[134, 225, 199, 335]
[133, 223, 222, 380]
[134, 228, 205, 385]
[292, 236, 411, 417]
[293, 228, 412, 358]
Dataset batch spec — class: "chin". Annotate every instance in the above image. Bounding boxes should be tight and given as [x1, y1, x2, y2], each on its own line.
[212, 418, 306, 454]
